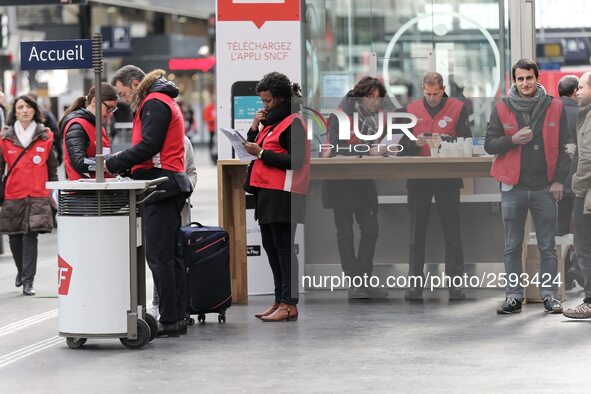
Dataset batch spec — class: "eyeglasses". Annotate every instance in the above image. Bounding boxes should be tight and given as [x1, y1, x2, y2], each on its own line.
[103, 102, 118, 114]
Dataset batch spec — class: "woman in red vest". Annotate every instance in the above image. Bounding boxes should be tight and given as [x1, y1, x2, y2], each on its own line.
[0, 95, 58, 295]
[59, 83, 119, 180]
[244, 72, 310, 322]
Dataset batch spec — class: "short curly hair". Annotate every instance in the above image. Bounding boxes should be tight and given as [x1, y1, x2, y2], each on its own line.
[256, 71, 302, 102]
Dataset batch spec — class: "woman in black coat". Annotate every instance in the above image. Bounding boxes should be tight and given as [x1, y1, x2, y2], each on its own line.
[244, 72, 309, 322]
[0, 95, 58, 296]
[321, 77, 393, 299]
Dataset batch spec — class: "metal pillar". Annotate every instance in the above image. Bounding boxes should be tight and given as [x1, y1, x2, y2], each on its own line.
[509, 0, 536, 67]
[92, 33, 105, 182]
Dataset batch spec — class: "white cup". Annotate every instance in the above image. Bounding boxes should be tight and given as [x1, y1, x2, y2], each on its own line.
[430, 147, 439, 157]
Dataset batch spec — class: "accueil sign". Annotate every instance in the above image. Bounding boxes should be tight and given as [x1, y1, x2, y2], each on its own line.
[20, 39, 93, 71]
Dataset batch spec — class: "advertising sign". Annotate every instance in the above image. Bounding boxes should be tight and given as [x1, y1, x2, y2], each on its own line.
[216, 0, 303, 295]
[216, 0, 302, 158]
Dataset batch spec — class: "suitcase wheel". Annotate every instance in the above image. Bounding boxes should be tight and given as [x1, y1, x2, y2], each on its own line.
[218, 313, 226, 323]
[66, 337, 87, 349]
[198, 313, 206, 324]
[185, 317, 195, 326]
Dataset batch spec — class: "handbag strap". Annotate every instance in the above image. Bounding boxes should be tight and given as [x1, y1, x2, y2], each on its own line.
[2, 142, 34, 182]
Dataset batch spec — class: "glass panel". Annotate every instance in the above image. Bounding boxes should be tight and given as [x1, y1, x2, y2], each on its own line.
[535, 0, 591, 97]
[304, 0, 510, 138]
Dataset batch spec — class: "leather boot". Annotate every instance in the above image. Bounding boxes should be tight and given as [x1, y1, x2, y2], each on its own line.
[260, 303, 298, 322]
[254, 302, 280, 319]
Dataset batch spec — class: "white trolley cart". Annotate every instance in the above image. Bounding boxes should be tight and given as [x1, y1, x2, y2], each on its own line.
[47, 177, 166, 349]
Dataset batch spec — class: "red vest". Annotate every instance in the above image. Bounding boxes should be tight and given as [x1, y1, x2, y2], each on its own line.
[407, 98, 464, 156]
[0, 132, 53, 200]
[131, 92, 185, 173]
[249, 113, 310, 195]
[490, 99, 562, 185]
[63, 117, 111, 180]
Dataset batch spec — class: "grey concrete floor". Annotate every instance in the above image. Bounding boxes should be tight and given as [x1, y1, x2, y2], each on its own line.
[0, 146, 590, 393]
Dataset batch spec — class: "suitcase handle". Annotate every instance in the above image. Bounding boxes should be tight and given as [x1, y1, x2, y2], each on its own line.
[188, 222, 204, 227]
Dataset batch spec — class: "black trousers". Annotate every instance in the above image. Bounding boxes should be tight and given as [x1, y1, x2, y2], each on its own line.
[260, 222, 298, 304]
[144, 194, 187, 323]
[408, 186, 464, 280]
[332, 206, 378, 277]
[573, 197, 591, 300]
[9, 232, 38, 285]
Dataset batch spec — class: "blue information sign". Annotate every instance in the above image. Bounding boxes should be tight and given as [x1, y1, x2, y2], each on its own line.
[20, 39, 93, 71]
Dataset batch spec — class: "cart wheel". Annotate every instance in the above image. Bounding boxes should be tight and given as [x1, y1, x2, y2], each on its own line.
[144, 313, 158, 342]
[120, 319, 150, 350]
[66, 337, 87, 349]
[218, 314, 226, 323]
[198, 314, 206, 324]
[186, 317, 195, 326]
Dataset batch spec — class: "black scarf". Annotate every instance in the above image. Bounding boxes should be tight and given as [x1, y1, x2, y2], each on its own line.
[261, 101, 292, 127]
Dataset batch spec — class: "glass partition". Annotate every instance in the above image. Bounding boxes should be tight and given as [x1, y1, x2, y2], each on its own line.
[304, 0, 510, 141]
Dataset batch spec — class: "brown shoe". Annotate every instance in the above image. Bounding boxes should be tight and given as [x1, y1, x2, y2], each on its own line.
[254, 302, 280, 319]
[260, 303, 298, 322]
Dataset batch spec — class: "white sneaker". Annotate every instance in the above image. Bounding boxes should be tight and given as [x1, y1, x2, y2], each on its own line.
[563, 301, 591, 319]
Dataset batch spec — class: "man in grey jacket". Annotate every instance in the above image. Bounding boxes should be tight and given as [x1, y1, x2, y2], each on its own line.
[564, 71, 591, 319]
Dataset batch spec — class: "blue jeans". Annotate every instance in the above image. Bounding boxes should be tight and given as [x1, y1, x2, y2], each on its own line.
[501, 187, 558, 299]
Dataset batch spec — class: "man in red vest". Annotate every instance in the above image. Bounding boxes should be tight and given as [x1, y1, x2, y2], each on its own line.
[106, 65, 192, 337]
[485, 59, 572, 315]
[402, 72, 472, 301]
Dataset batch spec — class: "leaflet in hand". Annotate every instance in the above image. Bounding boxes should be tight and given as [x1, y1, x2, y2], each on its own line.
[219, 128, 257, 162]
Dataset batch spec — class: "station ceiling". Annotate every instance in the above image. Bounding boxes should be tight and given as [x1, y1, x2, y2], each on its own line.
[91, 0, 215, 19]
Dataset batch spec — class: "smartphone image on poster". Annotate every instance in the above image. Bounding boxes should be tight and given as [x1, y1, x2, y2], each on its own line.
[231, 81, 262, 137]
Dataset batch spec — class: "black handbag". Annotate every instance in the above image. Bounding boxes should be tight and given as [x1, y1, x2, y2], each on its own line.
[243, 161, 255, 194]
[0, 144, 33, 204]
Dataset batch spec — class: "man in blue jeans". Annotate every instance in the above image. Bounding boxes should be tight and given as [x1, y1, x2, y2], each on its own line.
[485, 59, 572, 314]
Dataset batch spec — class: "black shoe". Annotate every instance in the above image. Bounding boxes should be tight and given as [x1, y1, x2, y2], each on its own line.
[157, 322, 180, 338]
[365, 286, 389, 299]
[178, 320, 188, 335]
[497, 297, 522, 314]
[23, 283, 36, 296]
[348, 287, 369, 299]
[543, 296, 563, 314]
[15, 274, 22, 288]
[405, 287, 423, 301]
[449, 287, 466, 300]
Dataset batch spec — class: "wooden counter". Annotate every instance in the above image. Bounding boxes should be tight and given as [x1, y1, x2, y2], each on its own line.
[218, 156, 494, 304]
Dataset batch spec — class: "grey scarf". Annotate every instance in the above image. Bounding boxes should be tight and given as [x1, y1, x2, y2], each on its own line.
[508, 83, 548, 123]
[354, 101, 380, 136]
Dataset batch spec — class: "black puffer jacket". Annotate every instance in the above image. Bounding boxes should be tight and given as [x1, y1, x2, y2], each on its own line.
[60, 108, 97, 178]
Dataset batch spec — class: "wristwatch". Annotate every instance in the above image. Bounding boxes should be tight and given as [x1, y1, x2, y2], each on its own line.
[258, 149, 264, 159]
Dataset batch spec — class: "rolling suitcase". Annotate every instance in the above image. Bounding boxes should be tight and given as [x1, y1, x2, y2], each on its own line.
[180, 222, 232, 324]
